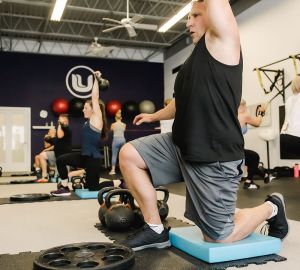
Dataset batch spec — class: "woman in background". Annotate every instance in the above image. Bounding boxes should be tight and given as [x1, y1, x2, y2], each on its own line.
[280, 75, 300, 158]
[109, 109, 126, 175]
[51, 70, 108, 196]
[238, 99, 271, 189]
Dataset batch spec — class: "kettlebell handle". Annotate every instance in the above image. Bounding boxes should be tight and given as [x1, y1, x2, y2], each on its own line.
[155, 186, 169, 203]
[98, 186, 120, 205]
[71, 176, 82, 182]
[105, 189, 134, 209]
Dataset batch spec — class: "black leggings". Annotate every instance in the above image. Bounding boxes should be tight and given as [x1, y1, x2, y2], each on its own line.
[280, 134, 300, 159]
[244, 149, 263, 180]
[56, 152, 101, 191]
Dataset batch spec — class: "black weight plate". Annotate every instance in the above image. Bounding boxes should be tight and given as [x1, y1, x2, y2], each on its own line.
[10, 180, 36, 184]
[10, 193, 50, 201]
[33, 242, 135, 270]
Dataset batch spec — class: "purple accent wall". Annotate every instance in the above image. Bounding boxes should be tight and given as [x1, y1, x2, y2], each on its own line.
[0, 52, 164, 167]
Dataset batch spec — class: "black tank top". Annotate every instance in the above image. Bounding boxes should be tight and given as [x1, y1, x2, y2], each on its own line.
[172, 35, 244, 162]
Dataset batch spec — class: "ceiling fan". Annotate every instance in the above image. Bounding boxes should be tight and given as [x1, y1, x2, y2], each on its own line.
[102, 0, 157, 38]
[86, 37, 115, 57]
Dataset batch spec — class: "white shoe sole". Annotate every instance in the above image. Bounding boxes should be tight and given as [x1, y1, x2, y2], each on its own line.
[51, 193, 71, 197]
[132, 240, 171, 251]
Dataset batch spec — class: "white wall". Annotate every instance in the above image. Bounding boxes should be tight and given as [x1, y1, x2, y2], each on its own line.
[164, 45, 194, 99]
[164, 0, 300, 168]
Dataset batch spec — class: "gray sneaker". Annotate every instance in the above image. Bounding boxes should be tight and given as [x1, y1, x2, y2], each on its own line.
[121, 224, 171, 251]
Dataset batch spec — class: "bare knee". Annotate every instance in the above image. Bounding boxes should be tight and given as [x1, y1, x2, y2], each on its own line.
[39, 152, 47, 161]
[119, 143, 146, 170]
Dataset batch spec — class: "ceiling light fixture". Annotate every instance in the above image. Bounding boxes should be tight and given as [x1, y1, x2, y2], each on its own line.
[50, 0, 67, 21]
[158, 2, 192, 33]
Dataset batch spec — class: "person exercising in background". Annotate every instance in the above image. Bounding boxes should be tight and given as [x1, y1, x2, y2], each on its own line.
[51, 70, 108, 196]
[109, 109, 126, 175]
[238, 99, 272, 189]
[280, 75, 300, 157]
[33, 129, 55, 178]
[118, 0, 288, 251]
[36, 114, 72, 183]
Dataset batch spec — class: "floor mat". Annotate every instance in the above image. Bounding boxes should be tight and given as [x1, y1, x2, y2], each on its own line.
[0, 242, 286, 270]
[94, 217, 286, 270]
[0, 192, 82, 205]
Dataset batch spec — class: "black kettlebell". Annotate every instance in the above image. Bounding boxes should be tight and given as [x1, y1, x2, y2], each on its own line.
[71, 176, 85, 191]
[104, 189, 135, 231]
[0, 167, 2, 177]
[95, 74, 110, 91]
[97, 186, 120, 226]
[132, 200, 146, 229]
[48, 169, 55, 181]
[156, 186, 169, 221]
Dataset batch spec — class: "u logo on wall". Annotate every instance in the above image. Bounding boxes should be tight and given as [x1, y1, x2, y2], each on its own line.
[65, 65, 94, 98]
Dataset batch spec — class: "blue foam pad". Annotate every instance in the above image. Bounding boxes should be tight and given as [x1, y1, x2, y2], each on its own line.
[170, 226, 281, 263]
[75, 189, 99, 199]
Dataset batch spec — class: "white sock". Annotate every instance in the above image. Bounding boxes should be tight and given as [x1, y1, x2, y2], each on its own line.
[35, 167, 40, 171]
[147, 223, 164, 234]
[266, 201, 278, 219]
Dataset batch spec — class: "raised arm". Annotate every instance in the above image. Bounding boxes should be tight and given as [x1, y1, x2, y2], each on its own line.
[206, 0, 238, 39]
[204, 0, 240, 64]
[56, 115, 68, 139]
[89, 71, 103, 130]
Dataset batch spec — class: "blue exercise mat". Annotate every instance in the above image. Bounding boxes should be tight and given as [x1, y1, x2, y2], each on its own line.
[75, 189, 99, 199]
[170, 226, 281, 263]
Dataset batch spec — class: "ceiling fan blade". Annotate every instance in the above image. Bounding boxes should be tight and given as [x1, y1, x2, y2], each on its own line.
[133, 23, 157, 31]
[125, 24, 137, 37]
[130, 15, 143, 23]
[102, 25, 125, 33]
[102, 18, 123, 25]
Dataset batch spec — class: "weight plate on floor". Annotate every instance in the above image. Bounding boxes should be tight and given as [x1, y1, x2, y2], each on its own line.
[10, 193, 50, 201]
[33, 242, 135, 270]
[10, 180, 36, 184]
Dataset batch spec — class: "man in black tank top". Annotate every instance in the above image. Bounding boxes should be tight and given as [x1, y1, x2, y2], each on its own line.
[118, 0, 288, 250]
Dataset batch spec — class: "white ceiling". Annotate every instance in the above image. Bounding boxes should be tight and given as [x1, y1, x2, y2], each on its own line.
[0, 0, 262, 60]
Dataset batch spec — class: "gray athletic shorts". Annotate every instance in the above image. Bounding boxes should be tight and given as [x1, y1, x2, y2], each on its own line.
[46, 151, 56, 167]
[130, 132, 243, 240]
